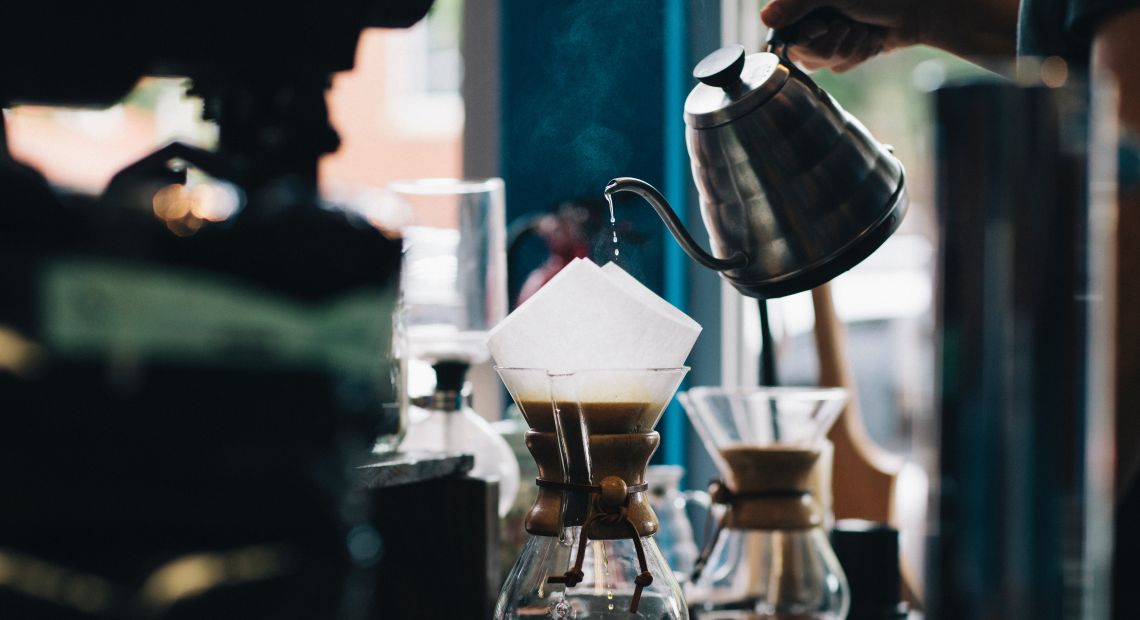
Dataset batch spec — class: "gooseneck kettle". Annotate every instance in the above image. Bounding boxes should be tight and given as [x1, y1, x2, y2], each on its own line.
[607, 36, 907, 299]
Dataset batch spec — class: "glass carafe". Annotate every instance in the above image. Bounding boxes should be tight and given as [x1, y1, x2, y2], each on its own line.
[678, 387, 850, 620]
[645, 465, 708, 584]
[495, 368, 691, 619]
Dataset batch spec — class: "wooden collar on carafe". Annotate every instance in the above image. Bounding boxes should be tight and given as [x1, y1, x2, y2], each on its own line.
[689, 446, 823, 584]
[715, 446, 822, 530]
[524, 430, 660, 538]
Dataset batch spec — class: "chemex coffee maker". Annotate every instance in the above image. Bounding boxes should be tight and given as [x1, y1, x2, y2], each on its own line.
[496, 368, 691, 618]
[607, 41, 907, 299]
[680, 388, 851, 619]
[0, 2, 430, 618]
[487, 258, 703, 619]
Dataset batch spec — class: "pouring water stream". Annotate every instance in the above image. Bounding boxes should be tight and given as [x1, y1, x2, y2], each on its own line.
[605, 193, 619, 257]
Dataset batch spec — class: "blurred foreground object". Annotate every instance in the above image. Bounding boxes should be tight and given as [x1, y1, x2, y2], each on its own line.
[831, 520, 909, 620]
[0, 1, 434, 108]
[932, 77, 1112, 620]
[359, 452, 500, 619]
[0, 1, 432, 617]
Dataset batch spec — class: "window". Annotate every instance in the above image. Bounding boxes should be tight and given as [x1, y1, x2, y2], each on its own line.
[321, 0, 465, 192]
[4, 78, 213, 192]
[3, 1, 466, 199]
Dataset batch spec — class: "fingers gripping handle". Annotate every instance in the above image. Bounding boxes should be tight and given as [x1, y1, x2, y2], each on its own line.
[766, 6, 849, 55]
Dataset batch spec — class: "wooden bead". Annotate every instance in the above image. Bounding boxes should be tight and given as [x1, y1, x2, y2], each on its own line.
[598, 476, 628, 509]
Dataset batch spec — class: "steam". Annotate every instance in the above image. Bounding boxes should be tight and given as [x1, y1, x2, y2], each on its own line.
[513, 0, 641, 181]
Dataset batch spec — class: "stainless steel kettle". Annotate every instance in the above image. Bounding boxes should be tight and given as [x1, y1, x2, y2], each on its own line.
[607, 42, 907, 299]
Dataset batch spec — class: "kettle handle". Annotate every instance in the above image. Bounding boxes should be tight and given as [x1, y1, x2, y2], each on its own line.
[605, 177, 749, 272]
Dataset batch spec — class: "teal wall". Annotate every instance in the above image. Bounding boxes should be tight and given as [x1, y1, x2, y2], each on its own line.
[499, 0, 724, 471]
[500, 0, 668, 293]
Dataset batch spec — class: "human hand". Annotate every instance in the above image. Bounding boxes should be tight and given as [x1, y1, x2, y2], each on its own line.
[761, 0, 927, 72]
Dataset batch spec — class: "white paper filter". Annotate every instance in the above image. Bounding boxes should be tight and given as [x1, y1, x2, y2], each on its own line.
[487, 258, 701, 384]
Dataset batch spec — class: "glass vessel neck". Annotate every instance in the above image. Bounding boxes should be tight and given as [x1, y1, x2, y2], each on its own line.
[410, 388, 468, 412]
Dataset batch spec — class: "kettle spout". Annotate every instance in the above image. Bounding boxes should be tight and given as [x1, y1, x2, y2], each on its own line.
[604, 177, 749, 272]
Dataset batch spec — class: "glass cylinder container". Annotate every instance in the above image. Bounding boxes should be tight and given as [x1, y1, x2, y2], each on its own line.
[390, 177, 507, 363]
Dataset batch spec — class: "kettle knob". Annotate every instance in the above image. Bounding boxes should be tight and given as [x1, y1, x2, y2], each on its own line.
[693, 44, 746, 90]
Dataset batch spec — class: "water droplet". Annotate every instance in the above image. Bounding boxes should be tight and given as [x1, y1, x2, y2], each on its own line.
[605, 189, 620, 258]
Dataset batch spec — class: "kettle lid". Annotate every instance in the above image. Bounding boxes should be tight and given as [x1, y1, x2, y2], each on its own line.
[684, 45, 789, 129]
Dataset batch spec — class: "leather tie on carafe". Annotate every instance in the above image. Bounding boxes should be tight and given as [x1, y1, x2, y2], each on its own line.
[536, 476, 654, 613]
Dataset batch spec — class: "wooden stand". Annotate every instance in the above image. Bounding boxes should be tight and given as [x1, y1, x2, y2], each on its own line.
[811, 282, 903, 523]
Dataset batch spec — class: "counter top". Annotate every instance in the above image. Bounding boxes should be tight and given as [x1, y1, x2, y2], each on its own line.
[357, 450, 474, 488]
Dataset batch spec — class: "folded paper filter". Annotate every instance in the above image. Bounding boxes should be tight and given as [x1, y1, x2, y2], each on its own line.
[488, 258, 701, 414]
[488, 258, 700, 371]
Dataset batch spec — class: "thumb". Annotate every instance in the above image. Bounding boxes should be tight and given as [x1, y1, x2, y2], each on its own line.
[761, 0, 832, 28]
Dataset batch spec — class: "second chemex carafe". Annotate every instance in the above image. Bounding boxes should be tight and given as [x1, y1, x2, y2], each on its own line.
[606, 41, 907, 299]
[495, 368, 690, 619]
[679, 387, 850, 619]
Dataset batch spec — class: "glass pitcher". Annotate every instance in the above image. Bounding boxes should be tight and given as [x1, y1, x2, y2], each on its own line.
[494, 368, 691, 619]
[679, 387, 850, 620]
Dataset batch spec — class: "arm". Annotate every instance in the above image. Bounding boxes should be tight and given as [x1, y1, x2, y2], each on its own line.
[760, 0, 1019, 72]
[1092, 6, 1140, 494]
[1093, 7, 1140, 132]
